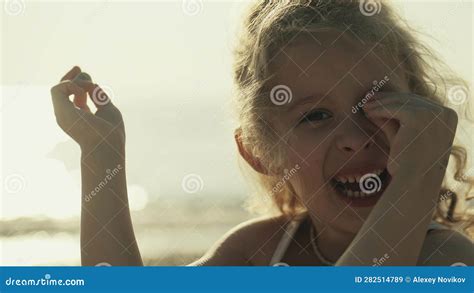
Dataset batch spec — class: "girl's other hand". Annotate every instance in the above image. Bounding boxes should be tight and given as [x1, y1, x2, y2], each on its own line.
[50, 66, 125, 154]
[363, 92, 458, 177]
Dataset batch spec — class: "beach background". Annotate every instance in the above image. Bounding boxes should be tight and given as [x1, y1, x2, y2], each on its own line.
[1, 0, 473, 265]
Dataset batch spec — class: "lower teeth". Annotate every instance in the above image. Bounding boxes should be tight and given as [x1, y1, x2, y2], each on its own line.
[342, 190, 374, 198]
[340, 189, 377, 198]
[331, 168, 389, 198]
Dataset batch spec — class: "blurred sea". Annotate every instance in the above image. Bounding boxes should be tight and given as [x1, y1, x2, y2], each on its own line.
[0, 197, 255, 266]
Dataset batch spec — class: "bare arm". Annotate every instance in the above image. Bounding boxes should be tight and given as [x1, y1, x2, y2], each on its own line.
[336, 92, 461, 266]
[80, 141, 142, 266]
[336, 163, 446, 265]
[418, 229, 474, 266]
[51, 66, 142, 266]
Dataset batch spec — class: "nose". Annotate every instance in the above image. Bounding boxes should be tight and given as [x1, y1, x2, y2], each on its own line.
[335, 116, 375, 153]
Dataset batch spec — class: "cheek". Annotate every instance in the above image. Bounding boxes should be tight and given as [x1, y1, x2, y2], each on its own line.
[287, 147, 329, 191]
[286, 129, 335, 200]
[286, 128, 331, 165]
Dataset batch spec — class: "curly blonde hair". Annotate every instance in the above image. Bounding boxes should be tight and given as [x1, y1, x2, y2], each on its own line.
[232, 0, 473, 237]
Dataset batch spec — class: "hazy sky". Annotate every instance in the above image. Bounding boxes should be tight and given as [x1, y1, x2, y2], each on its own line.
[1, 0, 472, 219]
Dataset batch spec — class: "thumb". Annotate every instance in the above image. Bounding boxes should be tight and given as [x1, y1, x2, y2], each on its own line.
[367, 116, 400, 175]
[368, 117, 399, 147]
[74, 81, 112, 108]
[72, 72, 93, 112]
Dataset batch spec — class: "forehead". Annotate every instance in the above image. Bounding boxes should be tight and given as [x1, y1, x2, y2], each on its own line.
[267, 29, 408, 100]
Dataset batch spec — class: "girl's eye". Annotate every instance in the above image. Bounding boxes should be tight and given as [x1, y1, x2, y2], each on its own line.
[300, 110, 332, 124]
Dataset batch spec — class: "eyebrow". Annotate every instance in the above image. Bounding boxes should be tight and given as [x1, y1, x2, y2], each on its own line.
[288, 82, 401, 113]
[288, 92, 327, 112]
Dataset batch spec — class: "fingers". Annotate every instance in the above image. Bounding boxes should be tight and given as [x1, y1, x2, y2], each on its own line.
[72, 79, 95, 113]
[59, 66, 91, 112]
[368, 117, 399, 148]
[80, 82, 123, 126]
[88, 83, 112, 109]
[363, 102, 408, 123]
[51, 80, 86, 113]
[58, 68, 123, 127]
[52, 68, 126, 149]
[365, 92, 444, 111]
[363, 102, 408, 144]
[72, 83, 90, 113]
[72, 72, 93, 83]
[72, 80, 110, 108]
[50, 81, 94, 138]
[61, 66, 81, 82]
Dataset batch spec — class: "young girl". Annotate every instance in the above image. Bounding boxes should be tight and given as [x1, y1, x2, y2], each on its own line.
[50, 0, 474, 266]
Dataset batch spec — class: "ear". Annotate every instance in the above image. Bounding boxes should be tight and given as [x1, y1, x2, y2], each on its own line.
[234, 127, 268, 175]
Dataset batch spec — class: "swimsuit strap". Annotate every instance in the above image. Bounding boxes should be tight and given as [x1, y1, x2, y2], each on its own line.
[269, 215, 451, 266]
[269, 215, 306, 266]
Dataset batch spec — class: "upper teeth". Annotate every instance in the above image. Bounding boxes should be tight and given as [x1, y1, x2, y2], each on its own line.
[334, 169, 383, 184]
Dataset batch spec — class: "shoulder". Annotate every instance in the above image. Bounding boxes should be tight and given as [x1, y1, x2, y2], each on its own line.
[418, 227, 474, 266]
[188, 214, 291, 266]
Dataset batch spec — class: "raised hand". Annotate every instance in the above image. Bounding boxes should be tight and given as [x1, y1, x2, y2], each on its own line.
[363, 92, 458, 176]
[50, 66, 125, 154]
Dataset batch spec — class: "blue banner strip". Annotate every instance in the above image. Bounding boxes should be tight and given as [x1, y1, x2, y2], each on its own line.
[0, 266, 472, 293]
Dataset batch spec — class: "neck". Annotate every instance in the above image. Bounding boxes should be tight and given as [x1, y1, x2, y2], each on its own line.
[309, 214, 357, 263]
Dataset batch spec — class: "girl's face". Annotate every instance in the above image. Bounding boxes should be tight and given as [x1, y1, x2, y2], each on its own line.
[268, 30, 410, 233]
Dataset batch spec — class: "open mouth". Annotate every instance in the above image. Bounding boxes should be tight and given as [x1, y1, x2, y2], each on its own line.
[329, 168, 391, 206]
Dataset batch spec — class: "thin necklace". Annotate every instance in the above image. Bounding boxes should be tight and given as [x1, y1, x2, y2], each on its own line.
[309, 223, 335, 266]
